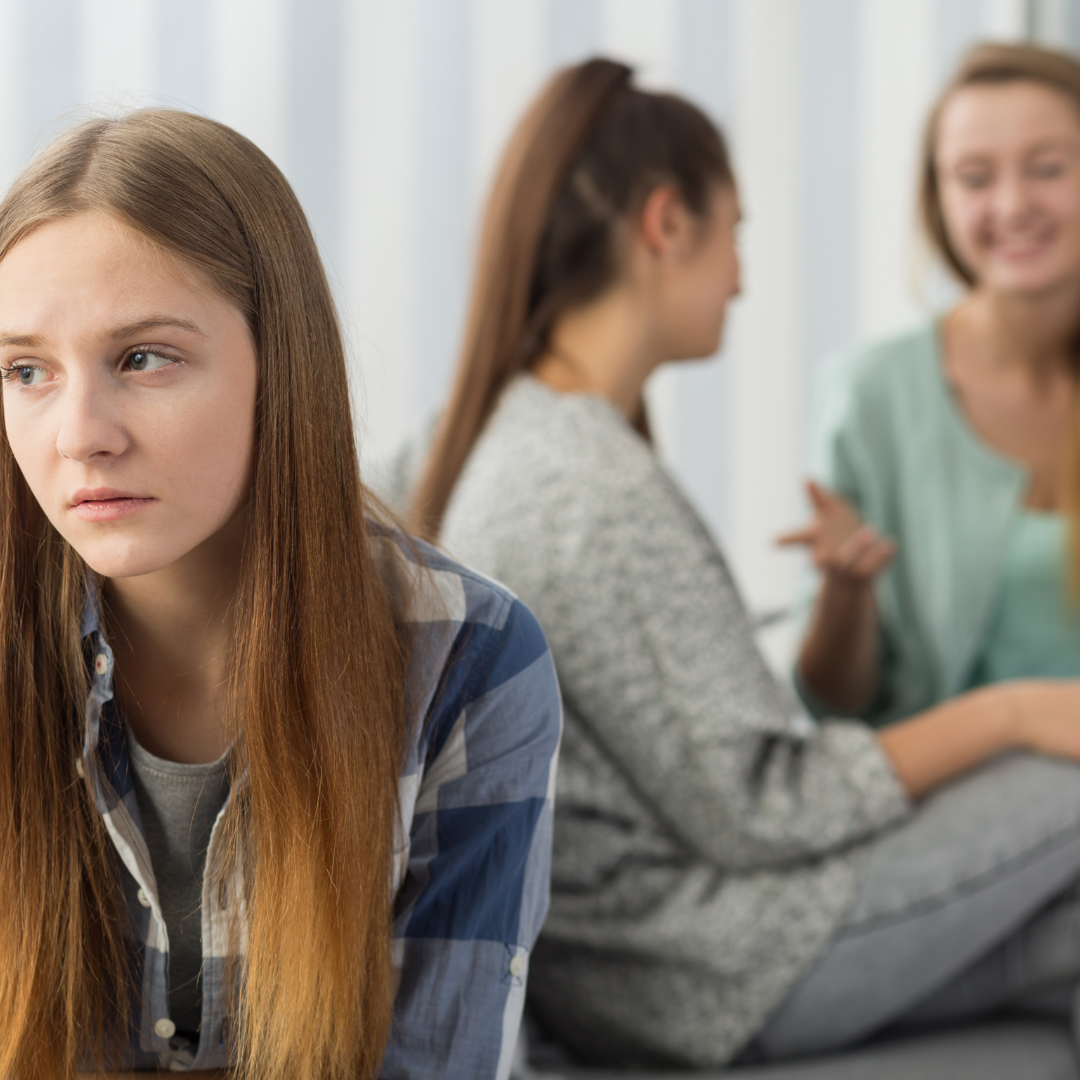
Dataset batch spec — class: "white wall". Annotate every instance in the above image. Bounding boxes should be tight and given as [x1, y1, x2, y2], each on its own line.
[0, 0, 1070, 669]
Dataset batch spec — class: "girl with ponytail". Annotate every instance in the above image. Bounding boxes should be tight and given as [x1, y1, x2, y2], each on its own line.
[402, 57, 1080, 1069]
[0, 109, 559, 1080]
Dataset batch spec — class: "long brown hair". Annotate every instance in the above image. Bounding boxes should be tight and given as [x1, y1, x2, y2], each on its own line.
[918, 42, 1080, 591]
[0, 111, 408, 1080]
[409, 57, 733, 539]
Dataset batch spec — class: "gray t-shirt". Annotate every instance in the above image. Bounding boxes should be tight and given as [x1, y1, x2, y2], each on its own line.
[126, 725, 230, 1038]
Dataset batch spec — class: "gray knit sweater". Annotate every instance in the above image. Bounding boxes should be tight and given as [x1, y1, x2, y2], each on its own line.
[425, 376, 910, 1068]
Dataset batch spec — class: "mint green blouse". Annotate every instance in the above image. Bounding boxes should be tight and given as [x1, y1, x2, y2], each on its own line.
[969, 511, 1080, 686]
[802, 319, 1077, 726]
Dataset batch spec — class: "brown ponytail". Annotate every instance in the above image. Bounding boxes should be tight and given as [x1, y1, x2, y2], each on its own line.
[409, 57, 732, 539]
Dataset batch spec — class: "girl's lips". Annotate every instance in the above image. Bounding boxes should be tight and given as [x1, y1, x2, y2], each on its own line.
[70, 496, 157, 522]
[993, 239, 1052, 258]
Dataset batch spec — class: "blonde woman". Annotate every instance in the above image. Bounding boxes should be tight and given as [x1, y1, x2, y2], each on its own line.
[0, 110, 560, 1080]
[791, 43, 1080, 725]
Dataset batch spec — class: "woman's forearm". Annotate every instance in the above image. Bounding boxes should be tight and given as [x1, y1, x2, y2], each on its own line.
[877, 679, 1080, 799]
[798, 576, 880, 713]
[877, 684, 1017, 799]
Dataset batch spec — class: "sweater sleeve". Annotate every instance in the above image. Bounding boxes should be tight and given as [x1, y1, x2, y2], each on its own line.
[531, 457, 910, 872]
[800, 347, 905, 725]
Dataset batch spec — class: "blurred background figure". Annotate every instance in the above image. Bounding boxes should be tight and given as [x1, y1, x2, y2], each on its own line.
[790, 42, 1080, 726]
[13, 0, 1080, 677]
[392, 51, 1080, 1076]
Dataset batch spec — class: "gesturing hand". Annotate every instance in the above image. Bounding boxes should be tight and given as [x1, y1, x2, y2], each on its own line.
[778, 480, 896, 585]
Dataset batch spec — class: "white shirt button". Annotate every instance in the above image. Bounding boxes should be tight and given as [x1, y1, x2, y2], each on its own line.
[154, 1017, 176, 1039]
[136, 888, 151, 908]
[93, 653, 108, 675]
[508, 955, 526, 978]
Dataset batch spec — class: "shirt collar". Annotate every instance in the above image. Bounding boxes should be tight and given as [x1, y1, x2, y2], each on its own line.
[80, 582, 103, 639]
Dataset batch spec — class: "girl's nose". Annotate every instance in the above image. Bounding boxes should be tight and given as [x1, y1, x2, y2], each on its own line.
[993, 172, 1034, 223]
[54, 374, 128, 463]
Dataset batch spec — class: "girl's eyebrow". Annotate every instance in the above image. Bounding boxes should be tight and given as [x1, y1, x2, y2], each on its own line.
[109, 316, 207, 340]
[952, 137, 1078, 164]
[0, 317, 207, 350]
[0, 331, 43, 347]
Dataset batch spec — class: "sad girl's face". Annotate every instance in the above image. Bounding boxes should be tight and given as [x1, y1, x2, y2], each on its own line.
[0, 210, 259, 580]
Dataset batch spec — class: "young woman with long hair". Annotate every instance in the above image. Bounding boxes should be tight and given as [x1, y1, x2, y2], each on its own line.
[0, 109, 560, 1080]
[788, 43, 1080, 725]
[401, 57, 1080, 1069]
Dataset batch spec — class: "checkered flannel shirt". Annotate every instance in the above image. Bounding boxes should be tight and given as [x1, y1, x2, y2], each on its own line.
[78, 533, 561, 1078]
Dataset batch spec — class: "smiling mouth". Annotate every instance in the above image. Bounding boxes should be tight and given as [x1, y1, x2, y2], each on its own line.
[987, 228, 1055, 257]
[995, 238, 1050, 252]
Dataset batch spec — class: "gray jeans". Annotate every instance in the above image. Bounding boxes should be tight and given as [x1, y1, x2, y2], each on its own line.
[757, 753, 1080, 1059]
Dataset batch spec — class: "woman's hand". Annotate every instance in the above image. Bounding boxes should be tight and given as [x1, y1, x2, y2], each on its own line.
[1011, 680, 1080, 761]
[879, 679, 1080, 799]
[780, 481, 895, 714]
[778, 480, 895, 584]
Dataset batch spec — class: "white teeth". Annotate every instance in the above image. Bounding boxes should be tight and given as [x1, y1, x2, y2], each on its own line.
[991, 235, 1049, 250]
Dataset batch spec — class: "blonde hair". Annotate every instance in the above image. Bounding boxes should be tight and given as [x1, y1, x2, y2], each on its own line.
[0, 110, 408, 1080]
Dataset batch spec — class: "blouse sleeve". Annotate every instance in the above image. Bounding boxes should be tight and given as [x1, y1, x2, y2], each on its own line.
[802, 348, 905, 724]
[381, 586, 561, 1080]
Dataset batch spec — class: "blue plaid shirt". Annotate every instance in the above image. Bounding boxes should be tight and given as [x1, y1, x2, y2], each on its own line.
[78, 534, 561, 1078]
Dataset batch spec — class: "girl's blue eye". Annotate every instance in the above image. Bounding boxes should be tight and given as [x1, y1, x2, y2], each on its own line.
[13, 365, 46, 386]
[127, 350, 174, 372]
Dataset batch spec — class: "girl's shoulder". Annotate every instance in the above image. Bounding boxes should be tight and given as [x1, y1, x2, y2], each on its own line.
[468, 375, 664, 505]
[817, 320, 940, 419]
[388, 526, 538, 638]
[375, 526, 555, 739]
[811, 321, 949, 469]
[488, 373, 633, 445]
[443, 376, 679, 575]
